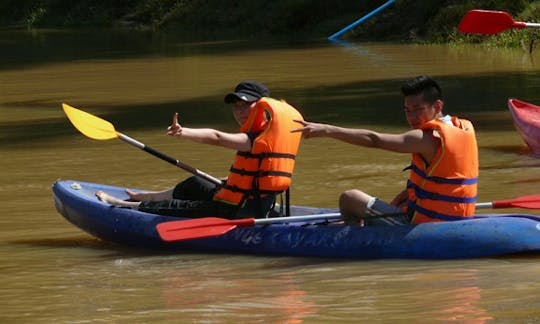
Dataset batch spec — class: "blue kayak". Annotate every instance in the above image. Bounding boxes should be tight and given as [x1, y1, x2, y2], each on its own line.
[52, 179, 540, 259]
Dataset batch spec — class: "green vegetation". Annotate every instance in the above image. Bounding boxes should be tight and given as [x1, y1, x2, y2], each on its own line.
[477, 1, 540, 51]
[1, 0, 540, 48]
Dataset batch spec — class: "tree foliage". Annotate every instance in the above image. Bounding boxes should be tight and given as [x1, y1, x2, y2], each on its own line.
[1, 0, 539, 47]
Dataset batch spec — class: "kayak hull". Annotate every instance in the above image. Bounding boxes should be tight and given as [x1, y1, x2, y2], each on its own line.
[508, 98, 540, 155]
[52, 180, 540, 259]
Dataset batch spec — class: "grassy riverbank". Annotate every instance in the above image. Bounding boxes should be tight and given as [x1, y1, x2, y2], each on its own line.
[2, 0, 540, 48]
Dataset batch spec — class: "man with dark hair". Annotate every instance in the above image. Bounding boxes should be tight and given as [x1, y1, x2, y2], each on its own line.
[97, 81, 304, 219]
[292, 76, 478, 225]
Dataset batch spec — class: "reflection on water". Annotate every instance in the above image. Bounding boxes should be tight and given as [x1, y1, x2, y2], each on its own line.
[1, 29, 540, 322]
[160, 267, 318, 323]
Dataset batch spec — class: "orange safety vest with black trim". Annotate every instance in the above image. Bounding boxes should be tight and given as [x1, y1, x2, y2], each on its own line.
[406, 117, 479, 224]
[213, 97, 304, 205]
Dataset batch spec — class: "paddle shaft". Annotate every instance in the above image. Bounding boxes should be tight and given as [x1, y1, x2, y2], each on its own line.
[498, 22, 540, 30]
[117, 133, 222, 185]
[267, 200, 535, 224]
[504, 22, 540, 29]
[273, 200, 527, 224]
[168, 197, 536, 228]
[328, 0, 395, 40]
[62, 103, 223, 185]
[257, 212, 338, 224]
[182, 197, 539, 226]
[156, 211, 405, 242]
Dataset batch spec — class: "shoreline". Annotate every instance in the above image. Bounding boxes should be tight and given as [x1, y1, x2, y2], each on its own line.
[2, 1, 539, 46]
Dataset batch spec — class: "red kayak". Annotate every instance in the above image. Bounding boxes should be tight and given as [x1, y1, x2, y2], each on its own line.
[508, 98, 540, 156]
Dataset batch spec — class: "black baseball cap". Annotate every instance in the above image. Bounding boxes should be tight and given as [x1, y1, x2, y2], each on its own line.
[224, 81, 270, 104]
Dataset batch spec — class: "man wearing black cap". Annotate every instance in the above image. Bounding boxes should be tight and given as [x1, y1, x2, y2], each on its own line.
[225, 81, 270, 103]
[96, 81, 304, 219]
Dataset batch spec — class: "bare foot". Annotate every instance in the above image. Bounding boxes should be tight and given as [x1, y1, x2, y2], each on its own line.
[96, 190, 140, 208]
[125, 189, 147, 201]
[125, 188, 174, 202]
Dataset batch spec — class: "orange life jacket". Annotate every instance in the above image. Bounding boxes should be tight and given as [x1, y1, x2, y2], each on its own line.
[213, 97, 304, 205]
[406, 117, 479, 224]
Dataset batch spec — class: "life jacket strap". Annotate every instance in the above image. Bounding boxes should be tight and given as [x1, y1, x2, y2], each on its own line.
[237, 151, 296, 160]
[407, 201, 470, 221]
[407, 180, 477, 203]
[405, 164, 478, 185]
[229, 167, 292, 178]
[221, 184, 284, 195]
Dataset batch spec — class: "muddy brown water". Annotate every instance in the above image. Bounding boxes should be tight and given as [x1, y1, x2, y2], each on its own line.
[1, 29, 540, 322]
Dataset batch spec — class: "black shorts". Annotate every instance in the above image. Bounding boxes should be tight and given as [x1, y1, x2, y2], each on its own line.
[138, 176, 238, 218]
[138, 198, 240, 218]
[138, 176, 275, 219]
[172, 176, 218, 200]
[364, 198, 410, 226]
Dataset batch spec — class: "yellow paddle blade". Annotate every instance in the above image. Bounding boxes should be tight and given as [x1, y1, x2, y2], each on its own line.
[62, 103, 119, 140]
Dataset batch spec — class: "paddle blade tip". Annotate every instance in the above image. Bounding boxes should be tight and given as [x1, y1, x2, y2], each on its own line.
[492, 194, 540, 210]
[61, 103, 118, 140]
[458, 10, 515, 35]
